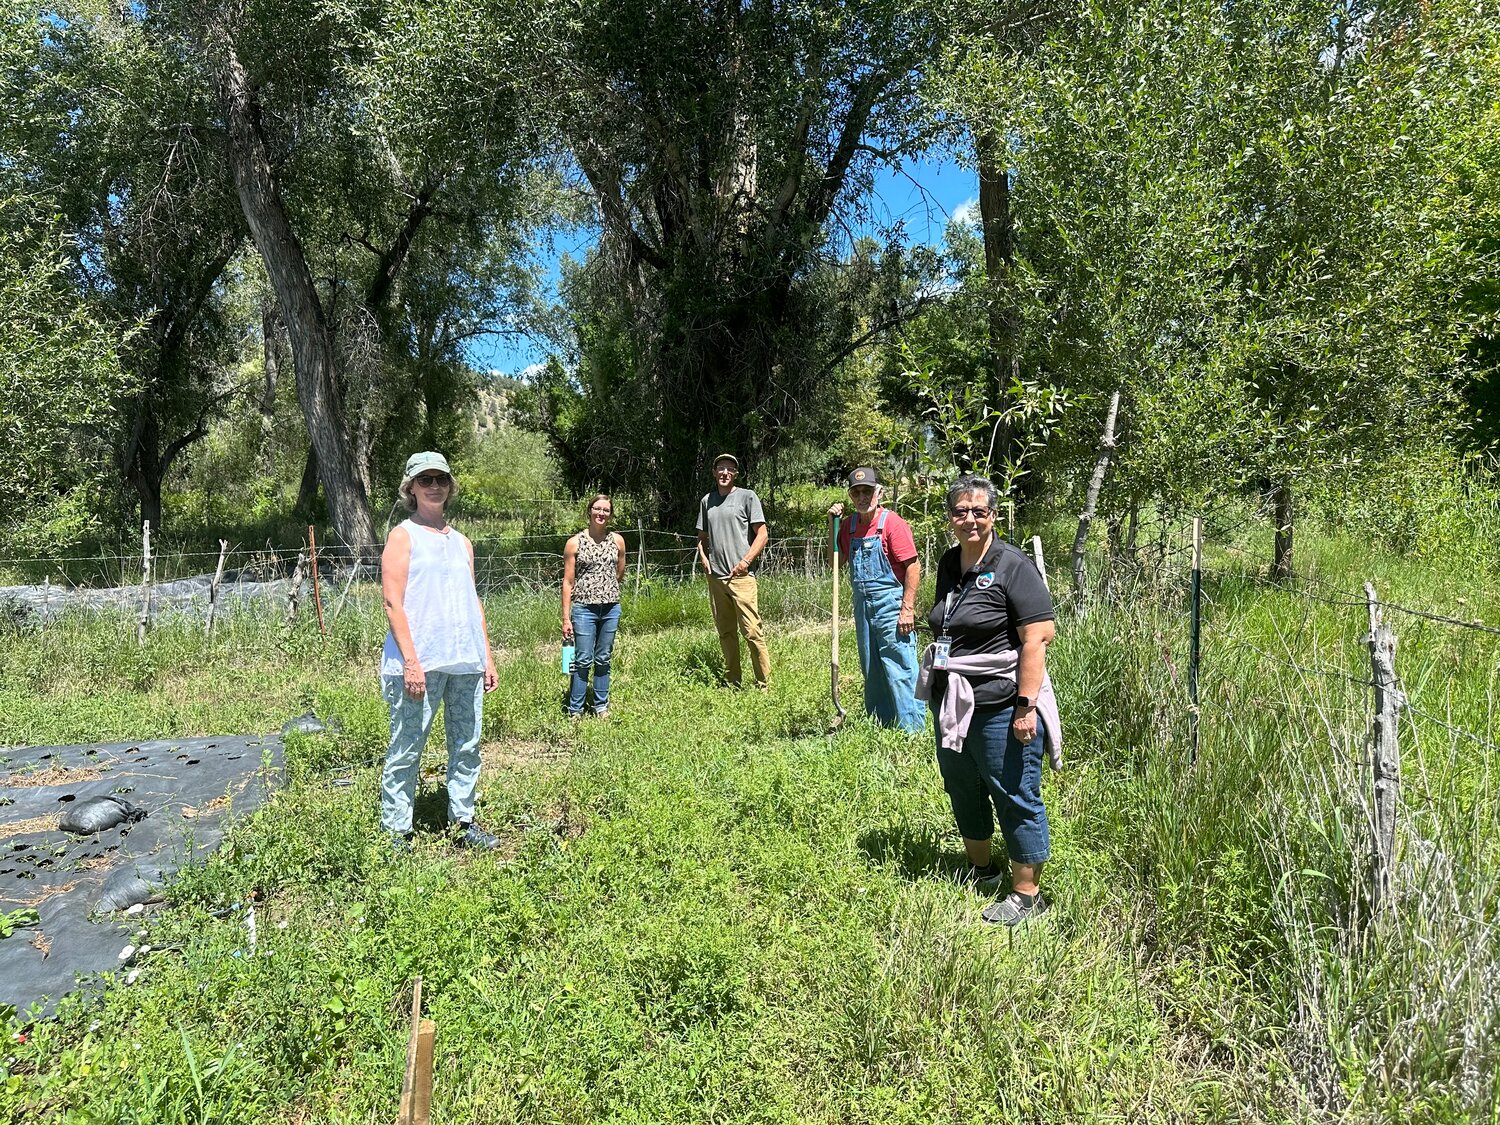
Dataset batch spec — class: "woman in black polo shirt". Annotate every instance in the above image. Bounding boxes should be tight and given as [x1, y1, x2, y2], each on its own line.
[918, 473, 1063, 925]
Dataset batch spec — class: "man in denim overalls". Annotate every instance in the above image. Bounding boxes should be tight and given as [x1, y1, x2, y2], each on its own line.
[828, 467, 925, 732]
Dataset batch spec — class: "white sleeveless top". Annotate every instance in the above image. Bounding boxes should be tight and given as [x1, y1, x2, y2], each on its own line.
[380, 519, 488, 677]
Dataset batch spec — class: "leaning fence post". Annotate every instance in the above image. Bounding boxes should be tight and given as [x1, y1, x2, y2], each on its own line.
[333, 558, 360, 620]
[1030, 536, 1048, 590]
[1364, 582, 1402, 916]
[1189, 517, 1202, 767]
[205, 538, 229, 637]
[285, 546, 307, 625]
[635, 520, 645, 597]
[136, 520, 153, 645]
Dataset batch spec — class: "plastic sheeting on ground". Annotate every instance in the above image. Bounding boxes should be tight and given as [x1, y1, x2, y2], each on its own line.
[0, 570, 327, 625]
[0, 734, 284, 1018]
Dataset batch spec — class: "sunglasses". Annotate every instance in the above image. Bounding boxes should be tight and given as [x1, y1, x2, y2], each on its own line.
[949, 506, 993, 520]
[413, 474, 451, 488]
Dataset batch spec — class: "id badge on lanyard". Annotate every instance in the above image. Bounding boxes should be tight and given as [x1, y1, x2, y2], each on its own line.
[934, 588, 967, 671]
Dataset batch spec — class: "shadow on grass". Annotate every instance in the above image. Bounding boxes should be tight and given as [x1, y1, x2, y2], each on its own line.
[858, 823, 989, 883]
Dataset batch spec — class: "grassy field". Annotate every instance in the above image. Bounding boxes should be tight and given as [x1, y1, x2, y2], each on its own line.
[1, 524, 1497, 1123]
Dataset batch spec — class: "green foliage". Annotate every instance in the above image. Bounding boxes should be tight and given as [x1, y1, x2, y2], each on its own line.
[0, 198, 135, 553]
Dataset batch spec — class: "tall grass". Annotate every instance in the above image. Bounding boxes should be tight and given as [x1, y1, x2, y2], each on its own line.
[1, 521, 1496, 1121]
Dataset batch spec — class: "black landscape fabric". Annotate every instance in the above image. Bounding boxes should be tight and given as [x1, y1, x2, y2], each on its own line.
[0, 734, 284, 1018]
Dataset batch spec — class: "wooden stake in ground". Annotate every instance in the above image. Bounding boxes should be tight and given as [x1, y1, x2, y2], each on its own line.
[1030, 536, 1048, 591]
[1364, 582, 1403, 916]
[308, 524, 326, 634]
[205, 539, 229, 637]
[136, 519, 153, 646]
[398, 976, 436, 1125]
[1189, 517, 1202, 767]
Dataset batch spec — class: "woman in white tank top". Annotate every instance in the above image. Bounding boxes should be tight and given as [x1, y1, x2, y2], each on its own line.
[379, 451, 499, 850]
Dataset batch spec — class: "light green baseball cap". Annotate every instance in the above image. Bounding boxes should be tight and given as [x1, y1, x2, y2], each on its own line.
[400, 451, 454, 496]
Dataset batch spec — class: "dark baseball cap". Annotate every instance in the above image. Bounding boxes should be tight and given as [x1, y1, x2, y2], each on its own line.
[846, 467, 881, 488]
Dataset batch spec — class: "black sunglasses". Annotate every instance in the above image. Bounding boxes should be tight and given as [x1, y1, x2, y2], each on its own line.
[413, 474, 451, 487]
[949, 506, 993, 520]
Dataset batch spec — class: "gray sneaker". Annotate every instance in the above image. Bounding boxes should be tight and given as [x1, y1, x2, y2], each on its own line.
[454, 822, 501, 850]
[964, 862, 1004, 891]
[981, 891, 1049, 926]
[388, 831, 413, 854]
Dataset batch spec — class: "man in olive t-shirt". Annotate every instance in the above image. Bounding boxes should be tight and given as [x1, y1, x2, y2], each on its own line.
[696, 454, 771, 686]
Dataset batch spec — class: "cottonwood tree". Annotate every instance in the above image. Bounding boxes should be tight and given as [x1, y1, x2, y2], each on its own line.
[503, 0, 951, 524]
[197, 0, 538, 549]
[4, 4, 247, 535]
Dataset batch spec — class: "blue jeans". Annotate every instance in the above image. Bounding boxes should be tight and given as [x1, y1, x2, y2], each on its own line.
[568, 602, 621, 714]
[381, 670, 484, 834]
[934, 704, 1050, 864]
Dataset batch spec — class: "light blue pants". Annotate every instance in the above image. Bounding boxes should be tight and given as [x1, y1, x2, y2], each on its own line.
[380, 670, 484, 834]
[568, 602, 621, 714]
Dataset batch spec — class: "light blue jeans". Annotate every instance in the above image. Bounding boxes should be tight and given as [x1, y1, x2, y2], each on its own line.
[380, 670, 484, 834]
[568, 602, 621, 714]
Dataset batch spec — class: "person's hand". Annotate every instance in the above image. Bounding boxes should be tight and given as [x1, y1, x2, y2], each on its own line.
[403, 661, 426, 699]
[828, 502, 845, 518]
[562, 618, 574, 642]
[731, 558, 750, 578]
[699, 555, 712, 576]
[484, 659, 498, 693]
[1012, 706, 1038, 744]
[897, 604, 915, 636]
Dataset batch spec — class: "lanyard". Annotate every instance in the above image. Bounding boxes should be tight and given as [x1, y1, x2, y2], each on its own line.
[940, 581, 976, 637]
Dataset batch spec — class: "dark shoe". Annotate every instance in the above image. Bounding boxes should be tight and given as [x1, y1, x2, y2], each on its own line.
[981, 890, 1050, 926]
[963, 862, 1004, 891]
[388, 831, 413, 854]
[454, 822, 501, 850]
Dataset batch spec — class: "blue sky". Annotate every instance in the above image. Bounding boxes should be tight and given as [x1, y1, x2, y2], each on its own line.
[468, 153, 974, 376]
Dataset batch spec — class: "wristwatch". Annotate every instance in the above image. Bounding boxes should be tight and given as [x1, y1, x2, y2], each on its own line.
[1015, 694, 1035, 709]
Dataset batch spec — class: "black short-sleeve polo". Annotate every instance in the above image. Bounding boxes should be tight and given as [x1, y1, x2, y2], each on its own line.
[925, 537, 1055, 707]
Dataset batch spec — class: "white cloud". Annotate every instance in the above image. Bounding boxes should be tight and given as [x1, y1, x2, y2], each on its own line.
[951, 197, 981, 226]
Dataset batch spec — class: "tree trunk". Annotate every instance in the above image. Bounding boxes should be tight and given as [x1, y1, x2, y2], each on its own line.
[213, 33, 377, 555]
[295, 446, 320, 517]
[977, 129, 1018, 469]
[1272, 479, 1294, 581]
[1070, 388, 1122, 611]
[260, 301, 279, 417]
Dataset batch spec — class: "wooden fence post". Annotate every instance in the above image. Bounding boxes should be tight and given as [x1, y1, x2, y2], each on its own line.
[308, 524, 326, 635]
[1030, 536, 1048, 590]
[635, 520, 645, 597]
[136, 520, 153, 645]
[205, 539, 229, 637]
[285, 547, 307, 625]
[1364, 582, 1402, 916]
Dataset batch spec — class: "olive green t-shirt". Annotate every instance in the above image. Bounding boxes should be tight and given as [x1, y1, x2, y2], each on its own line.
[696, 487, 767, 579]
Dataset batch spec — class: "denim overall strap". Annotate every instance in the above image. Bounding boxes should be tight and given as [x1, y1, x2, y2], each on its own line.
[849, 510, 898, 594]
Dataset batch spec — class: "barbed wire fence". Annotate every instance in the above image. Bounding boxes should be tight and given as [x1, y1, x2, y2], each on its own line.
[0, 527, 846, 637]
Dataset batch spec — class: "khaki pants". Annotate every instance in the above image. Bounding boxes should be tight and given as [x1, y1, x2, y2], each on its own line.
[707, 574, 770, 686]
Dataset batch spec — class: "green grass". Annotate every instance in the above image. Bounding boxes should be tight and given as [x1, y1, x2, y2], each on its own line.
[2, 522, 1497, 1122]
